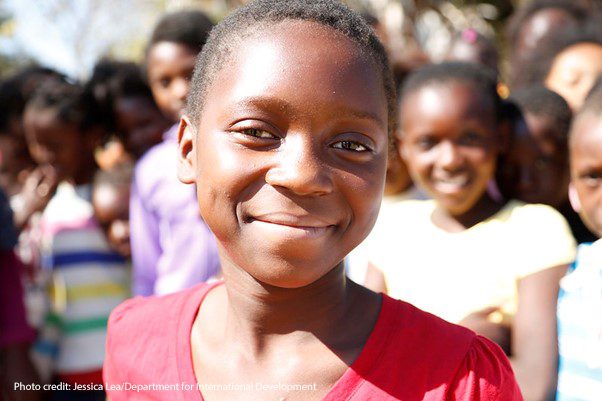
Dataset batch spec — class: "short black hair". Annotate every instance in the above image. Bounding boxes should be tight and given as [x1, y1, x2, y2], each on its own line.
[516, 25, 602, 89]
[0, 66, 65, 135]
[187, 0, 396, 137]
[506, 0, 590, 49]
[510, 85, 572, 146]
[87, 60, 155, 134]
[148, 10, 214, 54]
[399, 62, 501, 123]
[26, 79, 103, 133]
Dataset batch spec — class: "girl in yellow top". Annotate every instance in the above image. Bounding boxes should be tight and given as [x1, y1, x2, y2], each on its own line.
[367, 62, 576, 401]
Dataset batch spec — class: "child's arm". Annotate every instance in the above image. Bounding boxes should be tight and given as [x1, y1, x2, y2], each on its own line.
[510, 264, 568, 401]
[458, 307, 511, 355]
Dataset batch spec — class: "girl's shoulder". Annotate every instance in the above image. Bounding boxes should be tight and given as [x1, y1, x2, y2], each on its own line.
[502, 200, 567, 225]
[104, 282, 217, 382]
[364, 295, 521, 400]
[106, 282, 215, 339]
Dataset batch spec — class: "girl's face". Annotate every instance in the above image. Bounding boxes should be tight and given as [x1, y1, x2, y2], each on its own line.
[497, 112, 569, 207]
[179, 21, 389, 288]
[114, 96, 170, 158]
[570, 115, 602, 237]
[147, 42, 197, 123]
[93, 183, 131, 258]
[399, 83, 501, 216]
[23, 109, 87, 183]
[545, 43, 602, 111]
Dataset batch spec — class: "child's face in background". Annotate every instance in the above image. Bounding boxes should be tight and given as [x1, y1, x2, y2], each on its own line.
[147, 42, 197, 123]
[497, 112, 569, 207]
[93, 183, 131, 258]
[180, 21, 388, 288]
[570, 115, 602, 237]
[545, 43, 602, 111]
[515, 8, 577, 62]
[114, 96, 170, 158]
[399, 83, 500, 216]
[23, 109, 90, 184]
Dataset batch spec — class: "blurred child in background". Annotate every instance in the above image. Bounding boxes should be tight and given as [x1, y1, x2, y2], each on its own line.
[92, 163, 133, 259]
[506, 0, 591, 89]
[497, 85, 596, 243]
[88, 60, 170, 161]
[130, 10, 220, 296]
[556, 83, 602, 401]
[366, 62, 575, 401]
[23, 80, 129, 400]
[520, 26, 602, 111]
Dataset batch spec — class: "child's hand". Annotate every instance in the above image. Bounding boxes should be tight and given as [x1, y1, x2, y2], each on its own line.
[459, 306, 511, 355]
[14, 166, 58, 230]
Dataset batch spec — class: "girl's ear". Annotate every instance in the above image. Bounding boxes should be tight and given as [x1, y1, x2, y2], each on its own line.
[568, 182, 581, 213]
[177, 116, 196, 184]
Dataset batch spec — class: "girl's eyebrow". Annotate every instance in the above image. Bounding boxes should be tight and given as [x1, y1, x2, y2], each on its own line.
[232, 96, 386, 128]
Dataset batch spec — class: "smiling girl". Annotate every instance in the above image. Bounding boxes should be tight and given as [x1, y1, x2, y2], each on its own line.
[365, 62, 576, 401]
[104, 2, 521, 400]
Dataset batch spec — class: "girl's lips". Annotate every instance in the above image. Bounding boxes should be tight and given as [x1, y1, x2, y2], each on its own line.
[248, 214, 336, 240]
[431, 174, 471, 195]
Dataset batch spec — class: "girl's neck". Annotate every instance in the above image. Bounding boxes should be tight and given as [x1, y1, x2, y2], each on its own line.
[432, 193, 505, 233]
[208, 255, 378, 358]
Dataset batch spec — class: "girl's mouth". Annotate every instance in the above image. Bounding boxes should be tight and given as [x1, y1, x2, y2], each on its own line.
[432, 174, 471, 194]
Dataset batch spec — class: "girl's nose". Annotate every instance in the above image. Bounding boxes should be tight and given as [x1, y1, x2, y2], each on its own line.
[265, 136, 334, 197]
[438, 141, 463, 171]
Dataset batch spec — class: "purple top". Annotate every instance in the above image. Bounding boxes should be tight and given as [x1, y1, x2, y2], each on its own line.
[130, 125, 220, 296]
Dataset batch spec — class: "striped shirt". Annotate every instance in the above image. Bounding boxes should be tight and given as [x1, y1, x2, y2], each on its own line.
[557, 240, 602, 401]
[34, 182, 129, 384]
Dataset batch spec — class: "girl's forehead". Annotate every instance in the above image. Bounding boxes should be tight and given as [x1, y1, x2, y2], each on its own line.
[201, 21, 387, 123]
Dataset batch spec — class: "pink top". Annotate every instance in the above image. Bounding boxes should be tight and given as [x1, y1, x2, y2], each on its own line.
[104, 282, 523, 400]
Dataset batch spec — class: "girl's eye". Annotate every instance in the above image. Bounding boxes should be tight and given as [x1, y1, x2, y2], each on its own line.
[332, 141, 369, 152]
[416, 136, 436, 150]
[240, 128, 277, 139]
[583, 172, 602, 186]
[461, 131, 484, 146]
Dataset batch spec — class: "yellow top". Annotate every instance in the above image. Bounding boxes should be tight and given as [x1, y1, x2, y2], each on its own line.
[365, 199, 576, 324]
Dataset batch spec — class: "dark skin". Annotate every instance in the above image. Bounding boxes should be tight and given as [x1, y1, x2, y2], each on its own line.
[398, 83, 566, 401]
[146, 42, 197, 123]
[497, 112, 569, 208]
[23, 109, 100, 186]
[92, 183, 131, 258]
[114, 96, 170, 159]
[178, 21, 388, 401]
[570, 114, 602, 238]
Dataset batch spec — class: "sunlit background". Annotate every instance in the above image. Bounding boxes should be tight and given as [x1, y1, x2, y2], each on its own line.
[0, 0, 522, 80]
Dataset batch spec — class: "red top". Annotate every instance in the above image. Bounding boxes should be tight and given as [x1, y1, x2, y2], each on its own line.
[104, 282, 522, 400]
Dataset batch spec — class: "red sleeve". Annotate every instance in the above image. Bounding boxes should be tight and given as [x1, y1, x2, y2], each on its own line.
[103, 296, 144, 401]
[449, 335, 523, 401]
